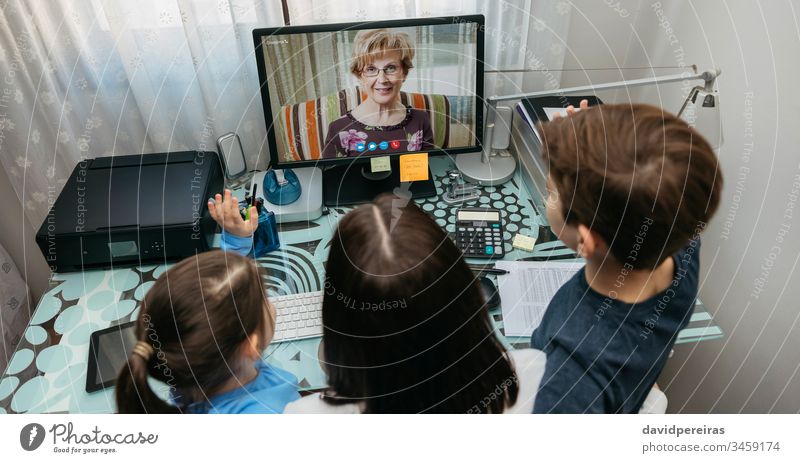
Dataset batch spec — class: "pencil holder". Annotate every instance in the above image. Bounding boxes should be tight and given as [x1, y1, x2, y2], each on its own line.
[253, 210, 280, 257]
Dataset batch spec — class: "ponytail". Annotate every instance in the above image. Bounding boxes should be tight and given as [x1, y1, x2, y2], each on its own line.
[115, 342, 180, 414]
[115, 251, 269, 414]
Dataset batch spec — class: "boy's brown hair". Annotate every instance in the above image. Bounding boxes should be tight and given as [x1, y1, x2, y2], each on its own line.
[539, 103, 723, 269]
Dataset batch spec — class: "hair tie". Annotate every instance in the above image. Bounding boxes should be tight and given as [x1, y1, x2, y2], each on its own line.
[132, 341, 155, 361]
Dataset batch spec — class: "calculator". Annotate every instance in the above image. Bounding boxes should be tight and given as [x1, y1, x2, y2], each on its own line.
[456, 208, 504, 258]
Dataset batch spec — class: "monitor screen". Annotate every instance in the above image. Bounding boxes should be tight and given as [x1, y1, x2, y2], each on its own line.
[254, 15, 484, 168]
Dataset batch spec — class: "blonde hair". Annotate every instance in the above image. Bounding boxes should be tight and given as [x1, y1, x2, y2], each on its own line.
[349, 29, 415, 76]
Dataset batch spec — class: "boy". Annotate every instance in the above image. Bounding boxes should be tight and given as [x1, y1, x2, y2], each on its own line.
[530, 103, 722, 413]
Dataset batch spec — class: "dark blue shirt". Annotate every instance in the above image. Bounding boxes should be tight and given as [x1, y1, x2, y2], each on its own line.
[530, 242, 700, 413]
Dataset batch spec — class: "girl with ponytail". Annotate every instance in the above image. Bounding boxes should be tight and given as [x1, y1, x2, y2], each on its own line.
[115, 250, 299, 413]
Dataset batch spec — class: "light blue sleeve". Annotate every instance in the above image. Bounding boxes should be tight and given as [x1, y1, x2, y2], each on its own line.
[219, 231, 253, 256]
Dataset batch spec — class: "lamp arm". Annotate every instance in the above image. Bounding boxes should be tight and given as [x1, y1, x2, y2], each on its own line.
[477, 68, 721, 165]
[699, 68, 721, 92]
[486, 69, 720, 104]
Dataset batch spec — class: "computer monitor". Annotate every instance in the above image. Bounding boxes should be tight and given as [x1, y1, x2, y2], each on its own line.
[253, 15, 484, 205]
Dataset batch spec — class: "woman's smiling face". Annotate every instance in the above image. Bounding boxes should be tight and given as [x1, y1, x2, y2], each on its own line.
[359, 51, 406, 106]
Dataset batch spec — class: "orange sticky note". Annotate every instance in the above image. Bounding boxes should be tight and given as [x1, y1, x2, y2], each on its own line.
[399, 153, 429, 182]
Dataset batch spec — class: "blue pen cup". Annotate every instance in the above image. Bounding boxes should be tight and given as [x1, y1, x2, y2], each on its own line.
[253, 211, 280, 257]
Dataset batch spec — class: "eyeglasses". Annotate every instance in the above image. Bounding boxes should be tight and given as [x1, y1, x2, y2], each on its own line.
[361, 64, 401, 77]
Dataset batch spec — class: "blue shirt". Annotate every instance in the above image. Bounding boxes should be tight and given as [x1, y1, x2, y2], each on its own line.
[530, 242, 700, 413]
[219, 231, 254, 256]
[200, 235, 295, 413]
[181, 360, 300, 414]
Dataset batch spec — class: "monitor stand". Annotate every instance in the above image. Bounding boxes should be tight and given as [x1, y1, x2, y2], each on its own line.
[322, 158, 436, 207]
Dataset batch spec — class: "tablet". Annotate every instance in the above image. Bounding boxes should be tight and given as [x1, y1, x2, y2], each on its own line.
[518, 95, 604, 143]
[86, 321, 137, 393]
[520, 95, 603, 122]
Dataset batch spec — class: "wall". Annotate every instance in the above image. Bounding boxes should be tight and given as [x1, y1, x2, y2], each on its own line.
[562, 0, 800, 412]
[0, 166, 50, 302]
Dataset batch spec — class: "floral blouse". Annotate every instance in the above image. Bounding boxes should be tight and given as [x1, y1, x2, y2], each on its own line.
[321, 106, 434, 158]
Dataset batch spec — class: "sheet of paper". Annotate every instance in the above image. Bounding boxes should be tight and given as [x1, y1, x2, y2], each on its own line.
[521, 106, 582, 144]
[370, 156, 391, 173]
[542, 106, 582, 120]
[495, 260, 584, 337]
[399, 153, 429, 182]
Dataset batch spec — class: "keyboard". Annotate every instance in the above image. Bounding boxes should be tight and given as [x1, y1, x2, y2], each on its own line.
[271, 291, 324, 342]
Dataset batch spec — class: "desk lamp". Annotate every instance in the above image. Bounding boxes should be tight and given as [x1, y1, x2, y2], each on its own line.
[456, 68, 722, 185]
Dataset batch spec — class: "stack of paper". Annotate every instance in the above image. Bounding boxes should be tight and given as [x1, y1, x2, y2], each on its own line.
[495, 261, 584, 337]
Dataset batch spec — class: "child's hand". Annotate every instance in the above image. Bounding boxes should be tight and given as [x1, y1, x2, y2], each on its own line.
[552, 99, 589, 120]
[208, 189, 258, 237]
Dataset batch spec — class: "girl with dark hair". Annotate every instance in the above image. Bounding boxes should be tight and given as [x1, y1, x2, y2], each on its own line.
[284, 196, 546, 413]
[116, 196, 299, 413]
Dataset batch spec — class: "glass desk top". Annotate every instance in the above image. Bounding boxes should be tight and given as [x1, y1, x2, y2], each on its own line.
[0, 156, 723, 413]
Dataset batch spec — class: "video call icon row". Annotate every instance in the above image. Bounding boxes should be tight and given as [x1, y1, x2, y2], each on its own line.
[355, 140, 402, 152]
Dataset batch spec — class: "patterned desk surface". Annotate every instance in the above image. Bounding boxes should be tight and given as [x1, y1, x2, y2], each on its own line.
[0, 156, 723, 413]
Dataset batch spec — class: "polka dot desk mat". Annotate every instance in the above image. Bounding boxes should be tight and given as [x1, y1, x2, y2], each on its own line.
[0, 156, 719, 413]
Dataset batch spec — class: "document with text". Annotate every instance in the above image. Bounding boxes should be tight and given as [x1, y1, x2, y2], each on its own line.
[495, 260, 584, 337]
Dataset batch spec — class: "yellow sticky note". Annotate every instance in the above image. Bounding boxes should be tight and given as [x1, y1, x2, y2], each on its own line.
[512, 233, 537, 252]
[399, 153, 429, 182]
[370, 156, 391, 173]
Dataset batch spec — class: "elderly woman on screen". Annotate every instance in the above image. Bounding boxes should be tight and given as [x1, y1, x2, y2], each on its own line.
[322, 29, 434, 158]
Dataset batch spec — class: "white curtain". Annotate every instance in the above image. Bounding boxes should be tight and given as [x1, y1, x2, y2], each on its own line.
[0, 0, 285, 227]
[289, 0, 573, 96]
[0, 0, 571, 226]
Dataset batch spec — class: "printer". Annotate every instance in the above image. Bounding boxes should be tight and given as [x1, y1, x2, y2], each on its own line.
[36, 151, 224, 272]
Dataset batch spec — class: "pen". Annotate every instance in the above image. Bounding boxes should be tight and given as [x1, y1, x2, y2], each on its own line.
[468, 265, 509, 275]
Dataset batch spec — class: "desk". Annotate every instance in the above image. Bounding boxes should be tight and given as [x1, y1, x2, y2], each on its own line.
[0, 156, 724, 413]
